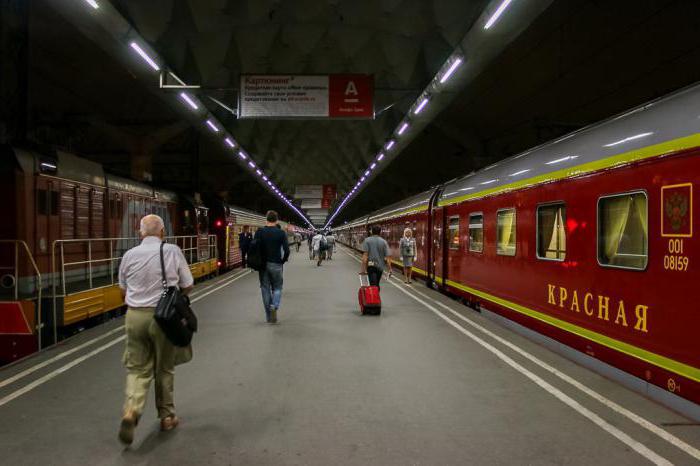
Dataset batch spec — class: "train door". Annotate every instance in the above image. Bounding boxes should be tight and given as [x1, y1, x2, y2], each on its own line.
[427, 187, 445, 288]
[34, 176, 60, 263]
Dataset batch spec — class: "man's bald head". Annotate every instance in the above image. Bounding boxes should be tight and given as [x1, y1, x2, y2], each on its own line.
[140, 214, 165, 238]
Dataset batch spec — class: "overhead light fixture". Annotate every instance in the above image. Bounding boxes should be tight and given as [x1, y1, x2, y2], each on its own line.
[256, 169, 262, 175]
[360, 176, 366, 182]
[225, 138, 235, 148]
[414, 97, 429, 115]
[370, 163, 377, 169]
[386, 140, 395, 150]
[248, 161, 255, 168]
[480, 179, 499, 185]
[179, 92, 198, 110]
[84, 0, 99, 9]
[377, 153, 385, 161]
[545, 156, 578, 165]
[238, 151, 247, 160]
[364, 170, 370, 177]
[262, 176, 268, 181]
[603, 132, 654, 147]
[129, 42, 160, 71]
[484, 0, 513, 30]
[440, 57, 463, 84]
[398, 122, 409, 135]
[205, 120, 219, 132]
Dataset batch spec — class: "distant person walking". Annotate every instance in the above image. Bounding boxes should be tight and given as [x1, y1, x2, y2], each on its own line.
[294, 231, 302, 252]
[311, 230, 327, 267]
[254, 210, 290, 323]
[117, 214, 194, 445]
[399, 228, 417, 284]
[325, 231, 336, 260]
[239, 225, 253, 268]
[360, 225, 391, 288]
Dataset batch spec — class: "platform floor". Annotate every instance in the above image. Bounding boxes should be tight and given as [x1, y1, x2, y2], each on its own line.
[1, 246, 700, 465]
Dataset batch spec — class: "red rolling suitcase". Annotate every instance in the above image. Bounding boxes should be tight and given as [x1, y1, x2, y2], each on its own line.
[358, 274, 381, 315]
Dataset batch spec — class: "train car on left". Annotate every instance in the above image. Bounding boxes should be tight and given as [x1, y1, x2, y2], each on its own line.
[0, 146, 217, 365]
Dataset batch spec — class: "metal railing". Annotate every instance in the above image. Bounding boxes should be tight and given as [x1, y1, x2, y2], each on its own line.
[0, 240, 43, 350]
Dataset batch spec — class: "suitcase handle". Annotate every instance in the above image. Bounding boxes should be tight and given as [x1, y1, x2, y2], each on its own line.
[358, 273, 370, 287]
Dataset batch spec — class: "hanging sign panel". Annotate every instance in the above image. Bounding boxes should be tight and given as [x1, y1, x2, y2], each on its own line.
[301, 199, 322, 209]
[240, 75, 373, 119]
[294, 185, 323, 199]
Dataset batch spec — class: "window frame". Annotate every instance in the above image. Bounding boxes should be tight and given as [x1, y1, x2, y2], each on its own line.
[496, 207, 517, 257]
[467, 212, 484, 253]
[447, 215, 460, 251]
[596, 190, 649, 271]
[536, 201, 567, 262]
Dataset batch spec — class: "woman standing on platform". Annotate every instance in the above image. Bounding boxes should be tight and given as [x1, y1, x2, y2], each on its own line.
[399, 228, 417, 284]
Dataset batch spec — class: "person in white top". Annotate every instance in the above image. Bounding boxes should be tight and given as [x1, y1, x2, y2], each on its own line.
[117, 214, 194, 445]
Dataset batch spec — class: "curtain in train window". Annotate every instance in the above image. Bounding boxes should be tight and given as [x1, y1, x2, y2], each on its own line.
[496, 209, 516, 256]
[468, 214, 483, 252]
[598, 192, 647, 269]
[448, 216, 460, 250]
[537, 204, 566, 260]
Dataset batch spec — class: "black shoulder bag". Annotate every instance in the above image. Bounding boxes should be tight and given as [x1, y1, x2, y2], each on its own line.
[154, 242, 198, 347]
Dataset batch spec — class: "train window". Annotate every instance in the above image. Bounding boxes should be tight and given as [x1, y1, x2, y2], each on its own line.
[496, 209, 516, 256]
[197, 209, 209, 235]
[468, 213, 483, 253]
[448, 216, 460, 250]
[537, 203, 566, 261]
[38, 189, 48, 215]
[597, 191, 648, 270]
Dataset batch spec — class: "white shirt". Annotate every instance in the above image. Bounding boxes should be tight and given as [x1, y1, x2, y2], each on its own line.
[118, 236, 194, 308]
[311, 234, 324, 252]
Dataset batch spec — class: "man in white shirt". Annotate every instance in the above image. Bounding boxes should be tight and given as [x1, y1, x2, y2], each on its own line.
[117, 214, 194, 445]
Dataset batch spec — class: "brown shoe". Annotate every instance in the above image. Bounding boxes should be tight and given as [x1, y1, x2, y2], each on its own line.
[160, 415, 180, 432]
[118, 411, 138, 445]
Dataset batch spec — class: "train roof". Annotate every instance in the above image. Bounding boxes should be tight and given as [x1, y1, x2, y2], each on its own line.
[342, 81, 700, 225]
[12, 148, 107, 186]
[226, 204, 267, 224]
[106, 174, 154, 197]
[438, 82, 700, 206]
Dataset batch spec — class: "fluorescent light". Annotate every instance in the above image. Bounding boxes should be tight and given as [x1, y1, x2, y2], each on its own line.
[603, 132, 654, 147]
[129, 42, 160, 71]
[377, 153, 385, 161]
[205, 120, 219, 132]
[545, 156, 578, 165]
[179, 92, 198, 110]
[459, 187, 474, 191]
[386, 140, 395, 150]
[364, 170, 370, 177]
[84, 0, 99, 9]
[510, 169, 531, 176]
[484, 0, 513, 30]
[238, 151, 247, 160]
[360, 176, 365, 182]
[248, 161, 255, 168]
[225, 138, 235, 148]
[440, 57, 463, 83]
[414, 97, 429, 114]
[370, 163, 377, 169]
[262, 175, 268, 181]
[398, 122, 409, 135]
[480, 179, 498, 185]
[267, 181, 272, 186]
[40, 162, 57, 170]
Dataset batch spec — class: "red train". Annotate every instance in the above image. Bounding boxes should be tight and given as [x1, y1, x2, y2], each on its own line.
[0, 147, 216, 364]
[337, 84, 700, 407]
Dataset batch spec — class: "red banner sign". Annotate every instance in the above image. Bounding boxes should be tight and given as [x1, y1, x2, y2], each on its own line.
[329, 75, 374, 118]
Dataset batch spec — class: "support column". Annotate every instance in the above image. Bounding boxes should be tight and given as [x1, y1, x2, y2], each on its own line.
[0, 0, 29, 144]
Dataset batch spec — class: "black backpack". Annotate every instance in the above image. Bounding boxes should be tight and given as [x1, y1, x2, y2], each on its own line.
[247, 237, 265, 271]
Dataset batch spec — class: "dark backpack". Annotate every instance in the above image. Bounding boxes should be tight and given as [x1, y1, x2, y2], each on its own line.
[319, 236, 328, 251]
[247, 238, 265, 271]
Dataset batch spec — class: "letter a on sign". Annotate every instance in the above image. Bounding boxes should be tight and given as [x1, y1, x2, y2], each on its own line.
[345, 81, 358, 97]
[329, 74, 373, 119]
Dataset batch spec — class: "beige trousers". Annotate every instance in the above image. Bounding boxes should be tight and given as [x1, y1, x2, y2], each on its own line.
[122, 307, 175, 419]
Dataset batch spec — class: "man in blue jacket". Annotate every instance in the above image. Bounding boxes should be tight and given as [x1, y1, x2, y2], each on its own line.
[254, 210, 290, 323]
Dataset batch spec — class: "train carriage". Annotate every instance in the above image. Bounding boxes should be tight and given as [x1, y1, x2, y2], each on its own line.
[337, 83, 700, 407]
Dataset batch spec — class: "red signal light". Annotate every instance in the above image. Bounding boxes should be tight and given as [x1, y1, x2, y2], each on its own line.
[215, 220, 223, 227]
[217, 261, 222, 267]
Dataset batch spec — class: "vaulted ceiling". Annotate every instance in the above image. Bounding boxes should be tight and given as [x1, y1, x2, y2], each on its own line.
[11, 0, 700, 224]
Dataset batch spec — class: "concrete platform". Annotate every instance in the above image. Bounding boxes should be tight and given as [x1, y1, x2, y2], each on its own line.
[1, 246, 700, 465]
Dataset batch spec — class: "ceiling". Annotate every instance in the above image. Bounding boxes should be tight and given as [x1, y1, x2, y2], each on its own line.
[8, 0, 700, 224]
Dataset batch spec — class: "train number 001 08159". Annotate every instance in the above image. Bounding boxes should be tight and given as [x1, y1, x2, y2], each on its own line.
[664, 239, 689, 271]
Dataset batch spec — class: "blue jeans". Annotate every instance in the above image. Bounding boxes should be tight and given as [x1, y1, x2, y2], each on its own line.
[259, 262, 284, 320]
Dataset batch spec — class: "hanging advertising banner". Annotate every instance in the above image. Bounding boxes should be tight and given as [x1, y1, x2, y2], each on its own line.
[294, 185, 323, 199]
[301, 199, 322, 209]
[240, 75, 373, 119]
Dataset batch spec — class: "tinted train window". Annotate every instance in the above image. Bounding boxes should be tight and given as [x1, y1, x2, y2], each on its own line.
[537, 203, 566, 260]
[197, 209, 209, 235]
[468, 213, 483, 252]
[598, 192, 647, 270]
[496, 209, 516, 256]
[38, 189, 48, 215]
[448, 216, 460, 250]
